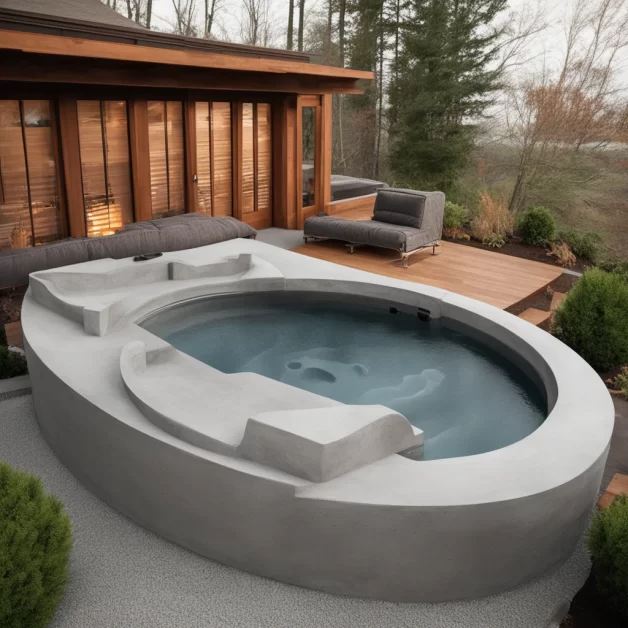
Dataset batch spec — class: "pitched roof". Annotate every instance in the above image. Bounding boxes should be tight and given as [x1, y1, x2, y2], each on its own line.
[0, 0, 145, 30]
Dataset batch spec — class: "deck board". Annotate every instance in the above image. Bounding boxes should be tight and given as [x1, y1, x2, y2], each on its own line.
[291, 239, 562, 310]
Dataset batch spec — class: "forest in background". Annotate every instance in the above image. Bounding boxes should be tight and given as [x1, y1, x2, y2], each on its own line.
[102, 0, 628, 259]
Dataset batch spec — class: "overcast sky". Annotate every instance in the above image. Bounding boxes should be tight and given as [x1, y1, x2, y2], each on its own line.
[147, 0, 627, 88]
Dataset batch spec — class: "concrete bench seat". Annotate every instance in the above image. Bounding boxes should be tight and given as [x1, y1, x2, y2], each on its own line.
[304, 188, 445, 267]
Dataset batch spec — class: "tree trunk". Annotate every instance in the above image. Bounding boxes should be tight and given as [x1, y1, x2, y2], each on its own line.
[146, 0, 153, 27]
[338, 0, 346, 67]
[375, 3, 385, 178]
[326, 0, 333, 53]
[297, 0, 305, 52]
[287, 0, 294, 50]
[126, 0, 132, 19]
[394, 0, 400, 79]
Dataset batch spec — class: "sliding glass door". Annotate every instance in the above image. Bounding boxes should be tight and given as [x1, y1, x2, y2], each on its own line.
[0, 100, 62, 250]
[77, 100, 134, 237]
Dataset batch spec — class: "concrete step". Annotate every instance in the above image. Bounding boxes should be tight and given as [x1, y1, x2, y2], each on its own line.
[598, 473, 628, 509]
[550, 292, 567, 311]
[518, 308, 552, 327]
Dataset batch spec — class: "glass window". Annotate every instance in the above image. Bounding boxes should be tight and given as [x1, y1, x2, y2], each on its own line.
[148, 101, 185, 219]
[241, 103, 255, 214]
[77, 100, 133, 238]
[195, 102, 234, 217]
[302, 106, 316, 208]
[0, 100, 61, 250]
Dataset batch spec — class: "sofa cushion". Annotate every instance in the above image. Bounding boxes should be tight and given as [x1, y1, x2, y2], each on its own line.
[0, 238, 89, 289]
[372, 189, 426, 229]
[86, 230, 162, 261]
[1, 214, 257, 288]
[304, 216, 435, 252]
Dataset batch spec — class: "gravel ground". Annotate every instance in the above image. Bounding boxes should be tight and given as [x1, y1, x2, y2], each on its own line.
[0, 391, 591, 628]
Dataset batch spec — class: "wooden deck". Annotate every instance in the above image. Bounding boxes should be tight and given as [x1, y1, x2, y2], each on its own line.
[291, 238, 562, 310]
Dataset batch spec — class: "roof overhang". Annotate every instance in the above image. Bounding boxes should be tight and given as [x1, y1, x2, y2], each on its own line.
[0, 30, 374, 94]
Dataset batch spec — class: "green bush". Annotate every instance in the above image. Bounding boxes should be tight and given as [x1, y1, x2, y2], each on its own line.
[518, 206, 556, 246]
[588, 494, 628, 621]
[553, 269, 628, 371]
[558, 229, 604, 263]
[0, 462, 72, 628]
[0, 345, 28, 380]
[0, 325, 7, 347]
[483, 234, 505, 248]
[613, 367, 628, 400]
[599, 259, 628, 283]
[444, 201, 468, 230]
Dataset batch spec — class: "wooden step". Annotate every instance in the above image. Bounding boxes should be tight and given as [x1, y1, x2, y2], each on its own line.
[599, 473, 628, 509]
[518, 308, 551, 326]
[550, 291, 567, 311]
[4, 321, 23, 348]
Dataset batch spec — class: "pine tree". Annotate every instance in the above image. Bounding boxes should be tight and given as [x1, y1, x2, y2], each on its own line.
[388, 0, 507, 191]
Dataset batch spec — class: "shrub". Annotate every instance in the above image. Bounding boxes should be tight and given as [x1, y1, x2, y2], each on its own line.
[469, 191, 514, 243]
[518, 206, 556, 246]
[588, 494, 628, 621]
[613, 367, 628, 400]
[599, 259, 628, 283]
[547, 241, 576, 267]
[558, 229, 603, 263]
[553, 269, 628, 371]
[0, 345, 28, 380]
[0, 462, 72, 628]
[0, 324, 6, 347]
[483, 234, 505, 248]
[444, 201, 468, 231]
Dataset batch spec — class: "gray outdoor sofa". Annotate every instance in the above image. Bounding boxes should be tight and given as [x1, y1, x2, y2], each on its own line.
[303, 188, 445, 268]
[0, 214, 256, 289]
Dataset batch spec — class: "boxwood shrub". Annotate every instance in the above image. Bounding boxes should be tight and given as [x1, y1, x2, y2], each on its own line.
[518, 206, 556, 246]
[558, 229, 603, 263]
[553, 268, 628, 371]
[588, 494, 628, 621]
[0, 462, 72, 628]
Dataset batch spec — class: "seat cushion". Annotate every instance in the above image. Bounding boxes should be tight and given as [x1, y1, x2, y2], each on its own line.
[372, 189, 427, 228]
[304, 216, 436, 253]
[0, 238, 89, 289]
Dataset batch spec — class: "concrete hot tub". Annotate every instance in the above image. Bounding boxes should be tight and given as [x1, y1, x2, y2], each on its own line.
[22, 238, 614, 602]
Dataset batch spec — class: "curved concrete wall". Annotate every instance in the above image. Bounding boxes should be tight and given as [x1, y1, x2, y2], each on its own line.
[22, 239, 615, 602]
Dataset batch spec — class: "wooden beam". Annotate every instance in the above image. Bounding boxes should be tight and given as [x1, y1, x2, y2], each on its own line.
[57, 96, 85, 238]
[0, 53, 364, 94]
[183, 100, 198, 214]
[321, 94, 333, 211]
[231, 101, 243, 221]
[127, 99, 152, 222]
[295, 96, 304, 229]
[0, 30, 374, 81]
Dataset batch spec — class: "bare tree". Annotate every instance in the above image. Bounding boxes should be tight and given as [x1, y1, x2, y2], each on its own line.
[504, 0, 628, 212]
[297, 0, 306, 51]
[239, 0, 276, 47]
[204, 0, 222, 38]
[287, 0, 295, 49]
[172, 0, 198, 36]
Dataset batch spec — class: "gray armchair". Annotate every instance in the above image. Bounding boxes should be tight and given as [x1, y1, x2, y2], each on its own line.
[303, 188, 445, 267]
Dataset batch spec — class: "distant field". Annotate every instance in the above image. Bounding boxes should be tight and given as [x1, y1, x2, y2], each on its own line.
[460, 143, 628, 260]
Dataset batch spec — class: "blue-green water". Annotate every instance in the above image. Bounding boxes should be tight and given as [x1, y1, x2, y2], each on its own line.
[142, 292, 546, 460]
